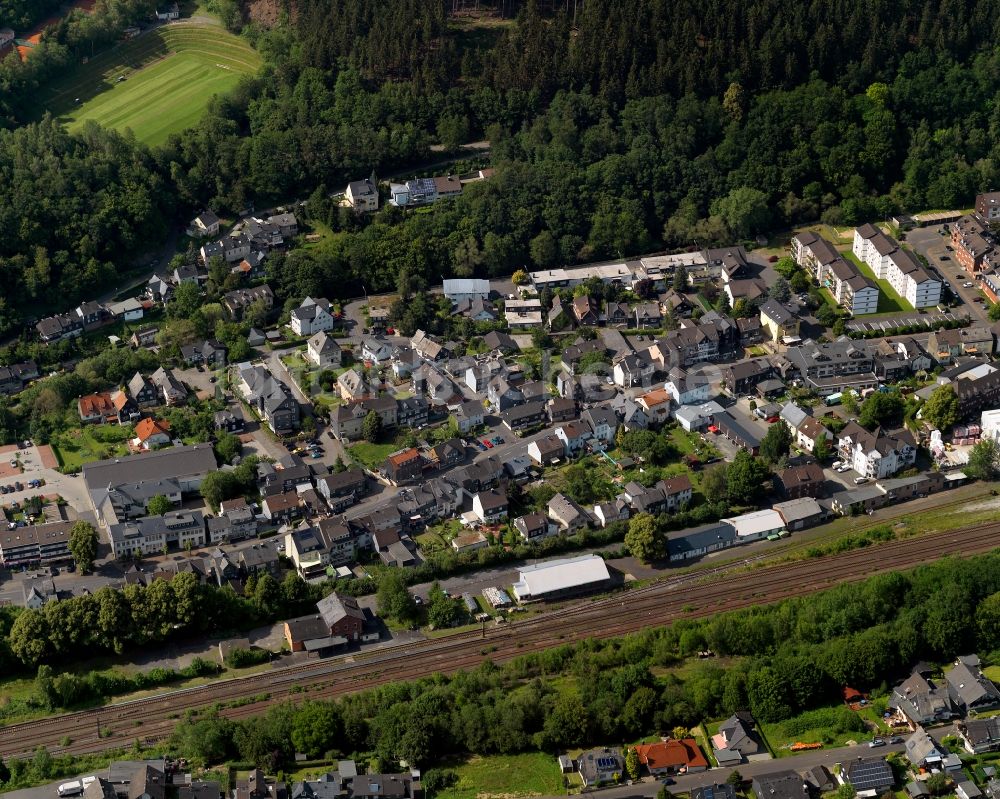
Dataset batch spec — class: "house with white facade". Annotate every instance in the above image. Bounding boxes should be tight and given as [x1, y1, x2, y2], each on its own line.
[290, 297, 336, 336]
[838, 422, 917, 479]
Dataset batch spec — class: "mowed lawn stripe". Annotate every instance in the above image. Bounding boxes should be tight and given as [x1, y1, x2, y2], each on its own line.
[65, 55, 247, 145]
[39, 22, 260, 145]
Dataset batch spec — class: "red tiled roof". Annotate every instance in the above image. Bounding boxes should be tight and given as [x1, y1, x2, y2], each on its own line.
[78, 392, 116, 417]
[135, 417, 171, 441]
[635, 739, 708, 771]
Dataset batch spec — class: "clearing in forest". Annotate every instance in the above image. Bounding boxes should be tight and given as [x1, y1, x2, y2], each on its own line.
[38, 20, 261, 146]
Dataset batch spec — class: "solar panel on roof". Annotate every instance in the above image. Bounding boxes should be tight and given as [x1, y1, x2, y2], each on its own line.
[596, 757, 617, 770]
[849, 760, 893, 792]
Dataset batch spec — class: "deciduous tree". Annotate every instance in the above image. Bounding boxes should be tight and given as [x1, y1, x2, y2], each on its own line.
[68, 520, 98, 572]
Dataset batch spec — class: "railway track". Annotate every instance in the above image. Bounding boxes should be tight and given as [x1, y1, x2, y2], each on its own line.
[3, 519, 999, 760]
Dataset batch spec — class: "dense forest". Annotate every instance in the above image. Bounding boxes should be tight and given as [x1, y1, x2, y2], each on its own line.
[0, 0, 62, 32]
[3, 0, 1000, 334]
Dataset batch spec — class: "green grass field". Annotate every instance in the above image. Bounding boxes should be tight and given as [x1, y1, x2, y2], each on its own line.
[51, 424, 133, 472]
[39, 21, 261, 146]
[435, 752, 567, 799]
[842, 251, 913, 314]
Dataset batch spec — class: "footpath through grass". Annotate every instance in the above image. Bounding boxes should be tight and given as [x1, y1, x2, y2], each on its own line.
[39, 21, 261, 145]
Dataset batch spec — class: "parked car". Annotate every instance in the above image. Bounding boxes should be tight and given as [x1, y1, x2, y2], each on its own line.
[854, 476, 869, 485]
[869, 738, 886, 748]
[889, 736, 904, 744]
[939, 254, 950, 260]
[964, 281, 975, 288]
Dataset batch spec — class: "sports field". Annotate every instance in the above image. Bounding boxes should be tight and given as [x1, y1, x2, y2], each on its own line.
[40, 21, 261, 146]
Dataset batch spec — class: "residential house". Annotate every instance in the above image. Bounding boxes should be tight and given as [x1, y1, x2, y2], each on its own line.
[759, 300, 800, 342]
[396, 396, 428, 429]
[665, 367, 714, 406]
[571, 295, 600, 327]
[946, 655, 1000, 715]
[501, 400, 548, 433]
[528, 434, 565, 466]
[412, 329, 448, 362]
[929, 324, 995, 362]
[453, 400, 485, 433]
[796, 416, 833, 454]
[0, 360, 39, 396]
[133, 418, 172, 450]
[454, 297, 497, 321]
[712, 712, 765, 766]
[330, 396, 398, 441]
[779, 401, 808, 434]
[111, 390, 140, 424]
[722, 357, 775, 395]
[337, 369, 371, 402]
[232, 251, 267, 281]
[577, 749, 623, 787]
[213, 407, 245, 433]
[634, 739, 708, 777]
[472, 489, 508, 523]
[560, 339, 609, 375]
[960, 718, 1000, 754]
[581, 406, 619, 445]
[426, 439, 465, 470]
[838, 422, 916, 479]
[306, 331, 342, 369]
[361, 337, 393, 364]
[106, 297, 144, 322]
[841, 757, 895, 798]
[548, 493, 589, 532]
[173, 263, 202, 286]
[555, 421, 593, 457]
[181, 340, 226, 368]
[606, 302, 630, 327]
[613, 352, 655, 388]
[752, 772, 808, 799]
[514, 513, 553, 541]
[222, 285, 274, 320]
[262, 491, 302, 523]
[290, 297, 336, 336]
[149, 368, 187, 406]
[346, 178, 379, 212]
[236, 363, 300, 435]
[634, 302, 662, 328]
[316, 592, 366, 641]
[482, 330, 518, 354]
[890, 669, 955, 728]
[547, 397, 577, 423]
[774, 463, 825, 499]
[904, 727, 946, 769]
[145, 274, 173, 304]
[316, 469, 367, 513]
[206, 498, 256, 543]
[78, 392, 117, 424]
[36, 312, 82, 343]
[384, 448, 424, 483]
[189, 211, 220, 238]
[593, 499, 630, 527]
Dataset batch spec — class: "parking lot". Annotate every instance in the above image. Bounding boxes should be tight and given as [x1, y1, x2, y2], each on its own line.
[0, 442, 91, 514]
[907, 224, 991, 321]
